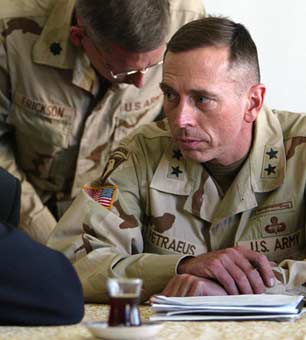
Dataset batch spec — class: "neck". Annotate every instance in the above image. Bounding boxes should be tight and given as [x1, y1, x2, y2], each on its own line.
[211, 122, 254, 166]
[204, 152, 248, 195]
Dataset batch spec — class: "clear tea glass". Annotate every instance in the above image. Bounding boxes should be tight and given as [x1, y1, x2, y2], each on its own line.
[107, 278, 142, 327]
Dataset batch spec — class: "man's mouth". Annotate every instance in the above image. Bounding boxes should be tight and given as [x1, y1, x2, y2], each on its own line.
[175, 137, 202, 149]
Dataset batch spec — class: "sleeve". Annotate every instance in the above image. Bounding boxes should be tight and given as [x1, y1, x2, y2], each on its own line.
[0, 22, 56, 244]
[265, 260, 306, 296]
[0, 222, 84, 325]
[267, 172, 306, 295]
[48, 144, 185, 303]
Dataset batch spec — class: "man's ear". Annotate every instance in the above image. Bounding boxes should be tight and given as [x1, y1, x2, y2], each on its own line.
[70, 25, 85, 47]
[244, 83, 266, 123]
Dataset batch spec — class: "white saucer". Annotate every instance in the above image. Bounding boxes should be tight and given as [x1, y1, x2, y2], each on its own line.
[84, 321, 163, 339]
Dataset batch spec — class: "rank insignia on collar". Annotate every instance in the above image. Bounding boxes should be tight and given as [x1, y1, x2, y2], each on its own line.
[266, 148, 278, 159]
[167, 165, 184, 180]
[84, 185, 117, 210]
[171, 166, 183, 177]
[264, 164, 276, 176]
[172, 149, 183, 160]
[261, 145, 281, 178]
[49, 42, 62, 56]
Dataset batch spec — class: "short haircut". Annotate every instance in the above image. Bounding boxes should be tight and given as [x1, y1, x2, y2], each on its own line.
[75, 0, 170, 52]
[165, 16, 260, 83]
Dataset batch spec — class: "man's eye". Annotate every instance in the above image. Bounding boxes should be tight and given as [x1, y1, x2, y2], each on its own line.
[163, 90, 177, 102]
[197, 96, 210, 104]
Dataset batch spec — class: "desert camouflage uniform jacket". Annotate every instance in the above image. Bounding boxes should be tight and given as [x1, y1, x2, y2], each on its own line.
[48, 106, 306, 302]
[0, 0, 205, 243]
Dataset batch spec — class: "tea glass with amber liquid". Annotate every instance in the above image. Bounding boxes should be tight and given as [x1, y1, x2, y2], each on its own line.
[107, 278, 143, 327]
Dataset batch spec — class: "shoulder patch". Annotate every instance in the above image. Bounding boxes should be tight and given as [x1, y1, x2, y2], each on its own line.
[84, 185, 118, 210]
[99, 147, 129, 183]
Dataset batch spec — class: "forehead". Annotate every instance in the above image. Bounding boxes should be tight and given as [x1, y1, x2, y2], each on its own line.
[162, 46, 233, 89]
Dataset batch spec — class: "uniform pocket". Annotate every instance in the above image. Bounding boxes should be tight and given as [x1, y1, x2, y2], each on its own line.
[237, 197, 305, 262]
[11, 92, 75, 147]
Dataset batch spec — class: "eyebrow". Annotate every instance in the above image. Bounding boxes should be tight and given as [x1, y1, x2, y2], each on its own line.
[159, 82, 173, 92]
[160, 82, 217, 99]
[190, 89, 216, 99]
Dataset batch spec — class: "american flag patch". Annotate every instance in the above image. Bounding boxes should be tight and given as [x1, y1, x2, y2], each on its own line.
[84, 185, 117, 210]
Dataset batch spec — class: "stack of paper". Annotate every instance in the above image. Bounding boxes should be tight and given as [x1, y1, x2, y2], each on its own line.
[150, 294, 305, 321]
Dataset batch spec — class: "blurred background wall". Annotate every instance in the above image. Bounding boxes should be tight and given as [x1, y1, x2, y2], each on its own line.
[204, 0, 306, 112]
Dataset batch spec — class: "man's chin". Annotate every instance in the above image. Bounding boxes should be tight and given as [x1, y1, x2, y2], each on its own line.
[180, 149, 210, 163]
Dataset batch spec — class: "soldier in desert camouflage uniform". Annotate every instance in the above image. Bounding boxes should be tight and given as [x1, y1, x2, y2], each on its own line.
[48, 17, 306, 302]
[0, 0, 205, 243]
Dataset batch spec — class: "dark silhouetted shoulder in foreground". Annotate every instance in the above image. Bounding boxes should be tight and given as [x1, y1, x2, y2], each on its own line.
[0, 167, 20, 226]
[0, 168, 84, 325]
[0, 223, 84, 325]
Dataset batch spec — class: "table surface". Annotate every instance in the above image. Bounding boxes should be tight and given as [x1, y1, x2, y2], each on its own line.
[1, 304, 306, 340]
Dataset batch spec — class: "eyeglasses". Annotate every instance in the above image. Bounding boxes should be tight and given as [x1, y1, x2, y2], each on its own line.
[86, 33, 163, 82]
[109, 60, 163, 81]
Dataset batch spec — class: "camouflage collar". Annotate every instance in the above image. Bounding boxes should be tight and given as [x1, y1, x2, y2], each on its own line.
[249, 105, 286, 192]
[150, 108, 286, 223]
[32, 0, 77, 69]
[32, 0, 99, 92]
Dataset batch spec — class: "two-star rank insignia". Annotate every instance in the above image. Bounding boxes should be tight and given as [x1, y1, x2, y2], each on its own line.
[261, 145, 281, 178]
[49, 42, 62, 56]
[167, 147, 185, 180]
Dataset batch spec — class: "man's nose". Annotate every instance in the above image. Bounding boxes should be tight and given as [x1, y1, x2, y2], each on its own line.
[129, 72, 145, 88]
[173, 100, 196, 128]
